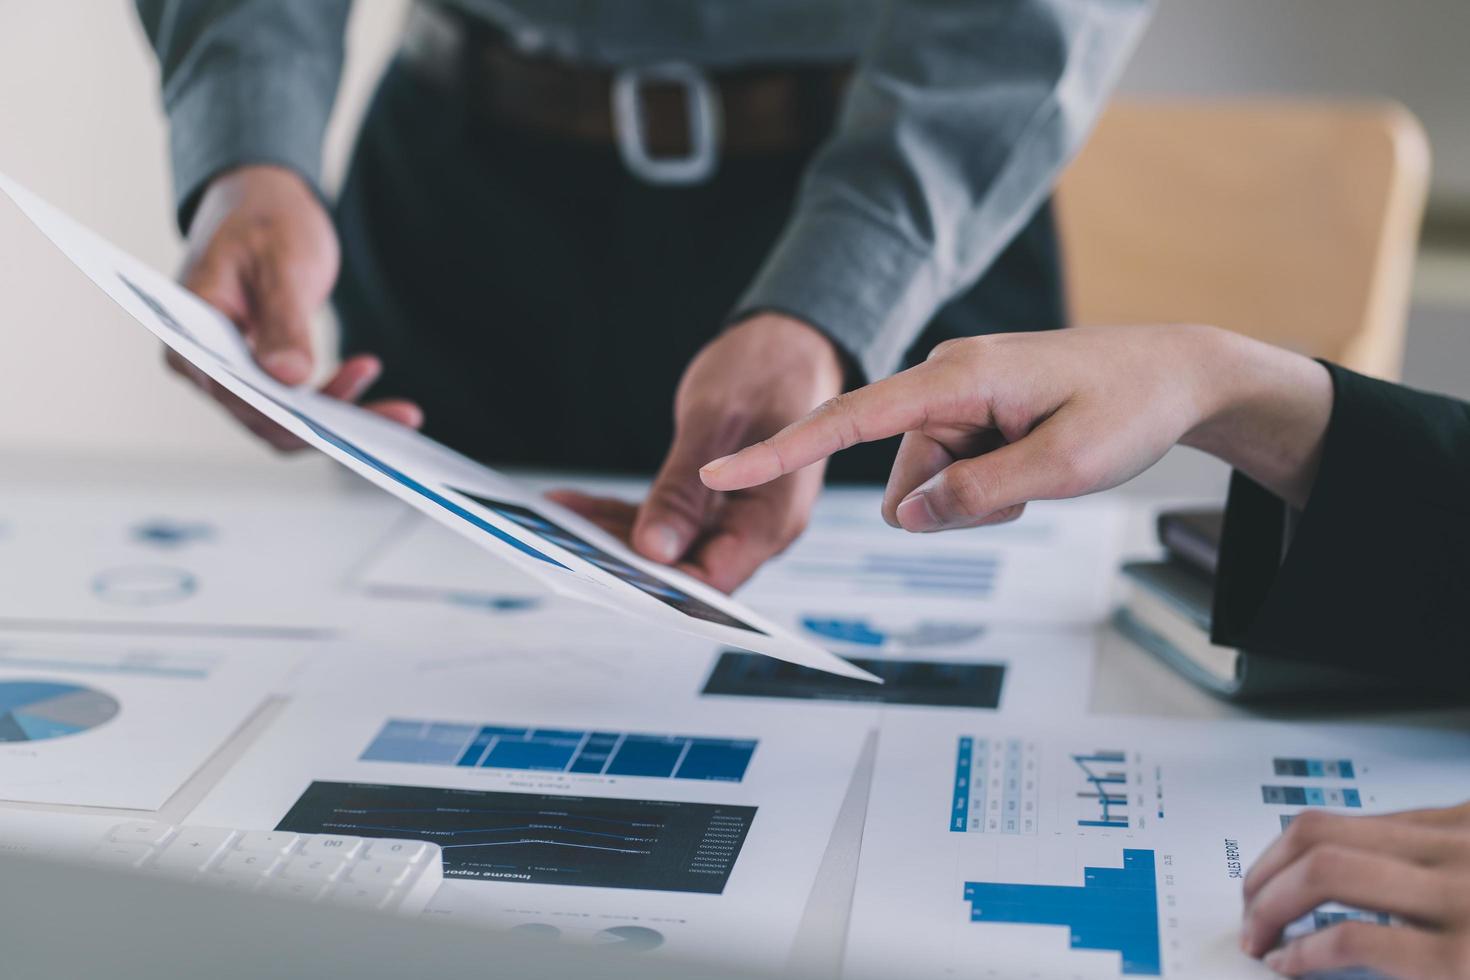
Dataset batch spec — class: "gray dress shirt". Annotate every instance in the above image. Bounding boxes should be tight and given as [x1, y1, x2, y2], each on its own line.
[136, 0, 1152, 381]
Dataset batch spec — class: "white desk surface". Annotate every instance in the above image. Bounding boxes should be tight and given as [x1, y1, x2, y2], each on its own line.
[4, 447, 1466, 977]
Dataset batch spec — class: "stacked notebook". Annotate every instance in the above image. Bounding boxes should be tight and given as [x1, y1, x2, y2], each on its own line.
[1114, 509, 1405, 701]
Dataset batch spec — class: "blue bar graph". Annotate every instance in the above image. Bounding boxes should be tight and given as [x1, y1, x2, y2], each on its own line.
[362, 719, 757, 782]
[964, 849, 1162, 976]
[1073, 751, 1132, 830]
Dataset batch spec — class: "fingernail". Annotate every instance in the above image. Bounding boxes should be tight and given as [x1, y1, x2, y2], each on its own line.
[644, 525, 682, 563]
[701, 454, 734, 475]
[896, 492, 941, 532]
[261, 350, 310, 384]
[1263, 949, 1284, 971]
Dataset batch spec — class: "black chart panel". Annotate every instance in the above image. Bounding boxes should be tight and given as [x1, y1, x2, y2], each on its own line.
[702, 650, 1005, 709]
[276, 781, 756, 894]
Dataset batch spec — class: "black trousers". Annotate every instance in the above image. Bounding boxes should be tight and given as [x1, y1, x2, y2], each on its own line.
[335, 61, 1066, 483]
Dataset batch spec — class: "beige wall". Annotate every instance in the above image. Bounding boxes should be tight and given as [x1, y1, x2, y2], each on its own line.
[0, 0, 1462, 461]
[1120, 0, 1470, 206]
[0, 0, 407, 462]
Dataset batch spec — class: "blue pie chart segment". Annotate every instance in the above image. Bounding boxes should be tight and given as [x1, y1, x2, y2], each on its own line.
[0, 681, 120, 743]
[802, 617, 888, 647]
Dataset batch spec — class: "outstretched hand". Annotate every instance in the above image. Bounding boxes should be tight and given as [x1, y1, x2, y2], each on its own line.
[702, 325, 1334, 526]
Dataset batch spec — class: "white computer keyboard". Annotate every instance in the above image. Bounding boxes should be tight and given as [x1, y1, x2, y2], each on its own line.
[87, 822, 443, 915]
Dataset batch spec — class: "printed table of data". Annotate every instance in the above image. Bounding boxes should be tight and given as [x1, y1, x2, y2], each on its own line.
[951, 736, 1039, 834]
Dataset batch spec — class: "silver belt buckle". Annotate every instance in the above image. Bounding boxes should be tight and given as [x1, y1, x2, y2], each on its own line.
[612, 62, 722, 186]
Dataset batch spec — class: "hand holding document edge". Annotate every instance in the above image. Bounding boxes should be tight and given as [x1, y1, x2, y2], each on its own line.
[0, 173, 877, 683]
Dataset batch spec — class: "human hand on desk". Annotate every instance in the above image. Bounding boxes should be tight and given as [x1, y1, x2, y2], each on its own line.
[701, 324, 1334, 524]
[552, 313, 844, 592]
[170, 165, 422, 451]
[1241, 803, 1470, 977]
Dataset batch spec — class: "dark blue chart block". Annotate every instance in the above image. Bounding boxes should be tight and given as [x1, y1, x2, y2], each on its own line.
[455, 729, 496, 767]
[964, 849, 1162, 976]
[482, 739, 579, 771]
[606, 736, 685, 778]
[674, 740, 758, 782]
[568, 732, 619, 773]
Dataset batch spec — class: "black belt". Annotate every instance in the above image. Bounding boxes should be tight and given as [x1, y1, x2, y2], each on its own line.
[400, 2, 853, 184]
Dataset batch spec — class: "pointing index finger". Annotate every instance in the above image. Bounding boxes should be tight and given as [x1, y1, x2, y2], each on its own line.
[700, 366, 935, 492]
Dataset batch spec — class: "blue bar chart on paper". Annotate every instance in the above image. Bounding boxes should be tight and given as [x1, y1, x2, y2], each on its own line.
[963, 849, 1163, 976]
[361, 718, 758, 782]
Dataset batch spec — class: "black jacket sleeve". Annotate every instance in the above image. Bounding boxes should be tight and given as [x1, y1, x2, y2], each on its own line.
[1211, 362, 1470, 688]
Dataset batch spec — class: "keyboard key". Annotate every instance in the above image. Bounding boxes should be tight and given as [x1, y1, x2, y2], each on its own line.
[151, 843, 224, 876]
[297, 835, 363, 860]
[363, 839, 427, 863]
[327, 881, 397, 912]
[214, 851, 281, 882]
[150, 827, 238, 875]
[263, 877, 330, 903]
[277, 856, 348, 883]
[234, 831, 300, 856]
[90, 842, 154, 869]
[88, 825, 442, 916]
[107, 822, 176, 847]
[348, 859, 413, 888]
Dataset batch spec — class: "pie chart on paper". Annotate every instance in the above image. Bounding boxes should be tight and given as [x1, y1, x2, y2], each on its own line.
[0, 680, 120, 742]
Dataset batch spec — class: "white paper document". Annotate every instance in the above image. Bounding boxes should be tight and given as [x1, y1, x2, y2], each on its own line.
[0, 173, 870, 682]
[0, 487, 399, 636]
[0, 634, 298, 809]
[844, 714, 1470, 979]
[356, 488, 1126, 646]
[186, 695, 868, 972]
[740, 490, 1127, 636]
[355, 510, 548, 611]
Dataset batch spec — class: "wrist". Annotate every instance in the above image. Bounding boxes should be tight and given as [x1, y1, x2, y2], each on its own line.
[1181, 326, 1334, 508]
[192, 164, 326, 231]
[728, 313, 845, 393]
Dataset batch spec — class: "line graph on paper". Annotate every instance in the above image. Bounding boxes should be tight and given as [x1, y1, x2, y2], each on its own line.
[276, 780, 756, 893]
[1068, 748, 1163, 832]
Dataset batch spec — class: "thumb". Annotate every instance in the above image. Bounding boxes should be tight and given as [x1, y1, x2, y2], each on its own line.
[182, 247, 250, 333]
[634, 417, 725, 564]
[894, 425, 1082, 533]
[246, 257, 316, 385]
